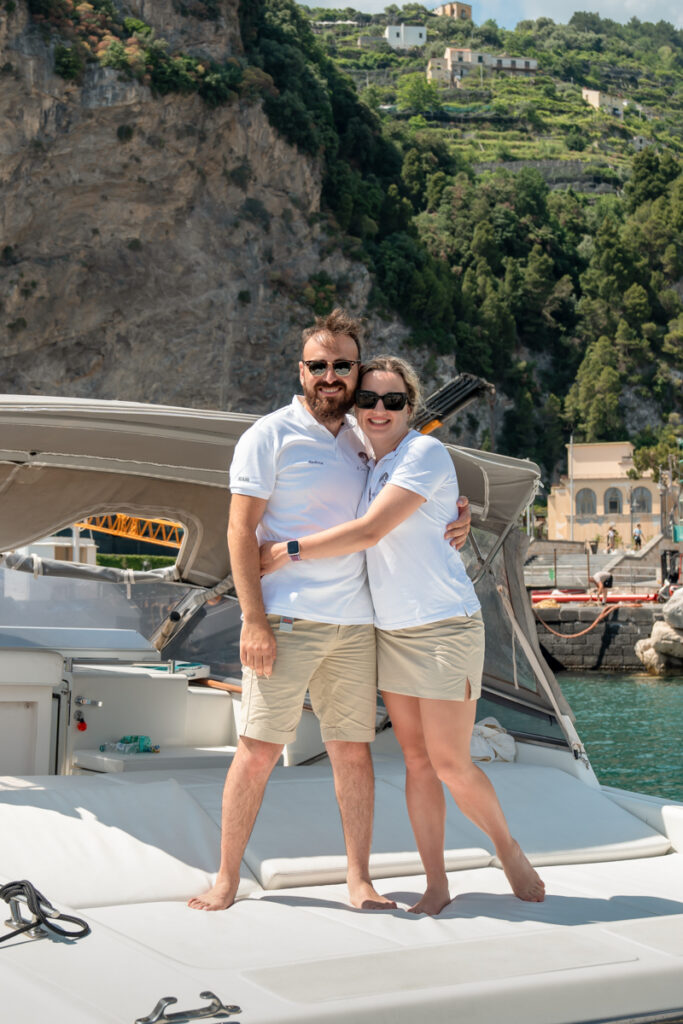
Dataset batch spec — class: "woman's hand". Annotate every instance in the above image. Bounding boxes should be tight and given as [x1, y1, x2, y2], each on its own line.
[259, 540, 288, 576]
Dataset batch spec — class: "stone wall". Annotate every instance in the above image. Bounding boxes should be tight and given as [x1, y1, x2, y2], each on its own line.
[535, 604, 664, 671]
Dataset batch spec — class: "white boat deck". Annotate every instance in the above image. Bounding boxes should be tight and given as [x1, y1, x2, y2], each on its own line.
[1, 754, 682, 1024]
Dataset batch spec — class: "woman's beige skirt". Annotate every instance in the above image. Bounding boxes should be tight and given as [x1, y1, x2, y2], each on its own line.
[376, 611, 484, 701]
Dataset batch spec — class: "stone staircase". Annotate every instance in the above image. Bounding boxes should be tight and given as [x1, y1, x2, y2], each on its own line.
[525, 548, 660, 592]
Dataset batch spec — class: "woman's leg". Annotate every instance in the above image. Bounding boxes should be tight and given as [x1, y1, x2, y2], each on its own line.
[419, 691, 545, 903]
[381, 690, 452, 915]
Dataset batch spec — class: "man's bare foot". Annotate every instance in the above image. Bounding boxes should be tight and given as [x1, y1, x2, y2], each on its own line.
[348, 879, 397, 910]
[187, 880, 237, 911]
[498, 839, 545, 902]
[409, 883, 452, 916]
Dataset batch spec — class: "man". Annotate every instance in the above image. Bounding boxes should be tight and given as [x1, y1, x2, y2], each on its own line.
[189, 309, 471, 912]
[592, 569, 614, 604]
[633, 523, 643, 551]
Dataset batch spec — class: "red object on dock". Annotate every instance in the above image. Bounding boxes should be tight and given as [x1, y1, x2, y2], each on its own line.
[531, 591, 658, 604]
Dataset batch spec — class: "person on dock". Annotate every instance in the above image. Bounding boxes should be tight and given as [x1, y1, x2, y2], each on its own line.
[260, 355, 545, 914]
[592, 570, 614, 603]
[188, 309, 471, 913]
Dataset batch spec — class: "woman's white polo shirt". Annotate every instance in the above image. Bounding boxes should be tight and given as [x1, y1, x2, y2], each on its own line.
[358, 430, 481, 630]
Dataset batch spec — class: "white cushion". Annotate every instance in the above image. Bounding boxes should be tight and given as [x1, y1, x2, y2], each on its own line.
[191, 775, 491, 890]
[0, 778, 220, 907]
[481, 764, 671, 865]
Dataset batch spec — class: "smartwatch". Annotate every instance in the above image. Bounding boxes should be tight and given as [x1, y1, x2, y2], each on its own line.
[286, 540, 302, 562]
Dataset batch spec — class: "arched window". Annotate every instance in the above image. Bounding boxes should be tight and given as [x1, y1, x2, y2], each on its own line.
[604, 488, 622, 515]
[631, 487, 652, 514]
[576, 488, 597, 516]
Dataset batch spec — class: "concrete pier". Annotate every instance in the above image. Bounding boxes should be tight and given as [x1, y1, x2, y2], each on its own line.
[534, 604, 664, 671]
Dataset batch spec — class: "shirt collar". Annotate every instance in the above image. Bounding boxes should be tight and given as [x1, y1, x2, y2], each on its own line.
[374, 428, 418, 467]
[291, 395, 354, 438]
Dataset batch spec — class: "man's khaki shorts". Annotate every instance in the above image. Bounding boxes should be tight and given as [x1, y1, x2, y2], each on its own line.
[376, 611, 484, 701]
[240, 616, 377, 745]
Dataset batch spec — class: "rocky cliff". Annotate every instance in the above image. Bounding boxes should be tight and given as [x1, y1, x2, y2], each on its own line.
[0, 1, 444, 415]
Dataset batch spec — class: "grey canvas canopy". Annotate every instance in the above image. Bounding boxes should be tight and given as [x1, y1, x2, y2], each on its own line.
[0, 395, 577, 746]
[0, 396, 539, 585]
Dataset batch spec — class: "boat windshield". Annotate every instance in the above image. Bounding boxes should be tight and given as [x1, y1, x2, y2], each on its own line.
[0, 567, 193, 643]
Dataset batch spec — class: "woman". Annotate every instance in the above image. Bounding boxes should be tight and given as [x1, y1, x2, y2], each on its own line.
[260, 356, 545, 915]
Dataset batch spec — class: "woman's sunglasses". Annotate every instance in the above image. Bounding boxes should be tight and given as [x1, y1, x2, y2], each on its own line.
[302, 359, 360, 377]
[355, 390, 409, 411]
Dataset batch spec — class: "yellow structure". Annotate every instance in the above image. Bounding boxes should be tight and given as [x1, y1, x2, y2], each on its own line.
[74, 514, 184, 549]
[547, 442, 660, 548]
[434, 2, 472, 20]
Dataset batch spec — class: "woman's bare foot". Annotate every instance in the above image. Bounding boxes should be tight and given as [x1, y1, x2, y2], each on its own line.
[187, 879, 238, 911]
[348, 878, 397, 910]
[498, 839, 545, 902]
[409, 882, 452, 916]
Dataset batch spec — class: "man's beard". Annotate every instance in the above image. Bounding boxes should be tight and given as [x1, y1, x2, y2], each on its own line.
[303, 380, 355, 422]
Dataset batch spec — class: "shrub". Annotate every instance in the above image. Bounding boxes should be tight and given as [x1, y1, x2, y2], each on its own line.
[54, 44, 85, 82]
[116, 124, 134, 142]
[238, 289, 251, 304]
[226, 161, 251, 190]
[240, 197, 271, 230]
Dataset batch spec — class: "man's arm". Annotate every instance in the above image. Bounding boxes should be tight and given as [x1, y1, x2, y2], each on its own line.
[228, 493, 277, 677]
[444, 495, 471, 551]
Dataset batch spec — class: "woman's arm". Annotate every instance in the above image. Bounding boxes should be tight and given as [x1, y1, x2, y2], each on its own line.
[260, 483, 425, 575]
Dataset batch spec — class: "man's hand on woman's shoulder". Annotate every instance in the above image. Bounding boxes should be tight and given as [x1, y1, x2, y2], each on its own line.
[444, 496, 471, 551]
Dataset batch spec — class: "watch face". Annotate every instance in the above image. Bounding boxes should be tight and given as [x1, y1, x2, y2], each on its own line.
[287, 540, 300, 557]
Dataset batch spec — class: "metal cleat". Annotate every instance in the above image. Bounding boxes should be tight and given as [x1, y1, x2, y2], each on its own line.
[135, 991, 241, 1024]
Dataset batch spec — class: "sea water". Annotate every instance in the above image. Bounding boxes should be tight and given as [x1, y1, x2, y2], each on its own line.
[558, 671, 683, 802]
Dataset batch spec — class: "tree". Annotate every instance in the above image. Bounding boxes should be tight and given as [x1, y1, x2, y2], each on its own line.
[565, 336, 624, 441]
[396, 73, 441, 114]
[633, 414, 683, 482]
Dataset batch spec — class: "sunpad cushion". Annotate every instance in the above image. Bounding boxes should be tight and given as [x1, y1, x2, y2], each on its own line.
[190, 776, 491, 890]
[480, 764, 672, 865]
[0, 778, 220, 907]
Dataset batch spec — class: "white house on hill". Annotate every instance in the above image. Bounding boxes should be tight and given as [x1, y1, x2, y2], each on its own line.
[385, 25, 427, 49]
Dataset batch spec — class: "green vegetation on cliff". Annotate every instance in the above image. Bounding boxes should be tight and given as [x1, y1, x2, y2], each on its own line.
[243, 1, 682, 481]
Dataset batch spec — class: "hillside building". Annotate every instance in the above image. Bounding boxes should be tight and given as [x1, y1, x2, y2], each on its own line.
[427, 57, 451, 84]
[433, 2, 472, 20]
[428, 47, 537, 84]
[385, 24, 427, 49]
[547, 442, 664, 547]
[581, 88, 644, 119]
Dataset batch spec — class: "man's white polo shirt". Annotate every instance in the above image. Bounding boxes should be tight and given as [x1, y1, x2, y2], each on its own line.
[229, 396, 374, 625]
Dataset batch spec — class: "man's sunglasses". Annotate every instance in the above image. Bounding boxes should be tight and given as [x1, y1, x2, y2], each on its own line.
[355, 390, 409, 411]
[302, 359, 361, 377]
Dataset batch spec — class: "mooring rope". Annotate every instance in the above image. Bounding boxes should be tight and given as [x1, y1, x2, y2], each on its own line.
[532, 602, 621, 639]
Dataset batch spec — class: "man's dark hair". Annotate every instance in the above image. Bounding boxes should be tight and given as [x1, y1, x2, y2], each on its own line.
[301, 308, 363, 357]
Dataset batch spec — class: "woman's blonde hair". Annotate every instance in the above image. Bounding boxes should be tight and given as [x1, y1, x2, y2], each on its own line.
[359, 355, 423, 424]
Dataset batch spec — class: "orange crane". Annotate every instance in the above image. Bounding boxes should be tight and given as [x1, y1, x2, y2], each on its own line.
[74, 514, 184, 549]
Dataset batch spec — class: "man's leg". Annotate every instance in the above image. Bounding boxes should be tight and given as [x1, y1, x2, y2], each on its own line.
[326, 739, 397, 910]
[188, 735, 283, 911]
